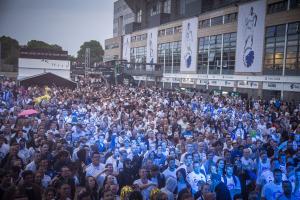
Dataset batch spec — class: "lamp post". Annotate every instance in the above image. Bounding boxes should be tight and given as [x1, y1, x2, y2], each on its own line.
[163, 49, 166, 74]
[114, 63, 118, 86]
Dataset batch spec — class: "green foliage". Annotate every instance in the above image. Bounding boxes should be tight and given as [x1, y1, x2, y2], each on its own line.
[77, 40, 104, 64]
[27, 40, 62, 51]
[68, 55, 77, 62]
[0, 36, 19, 67]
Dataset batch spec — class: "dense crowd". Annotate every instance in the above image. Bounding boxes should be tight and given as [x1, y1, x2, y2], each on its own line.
[0, 76, 300, 200]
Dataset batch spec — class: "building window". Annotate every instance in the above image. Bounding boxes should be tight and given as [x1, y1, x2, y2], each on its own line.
[158, 43, 171, 72]
[198, 33, 236, 75]
[210, 16, 223, 26]
[151, 2, 161, 16]
[199, 19, 210, 28]
[137, 10, 142, 23]
[198, 37, 210, 74]
[267, 0, 288, 14]
[166, 28, 174, 35]
[172, 41, 181, 73]
[141, 34, 147, 41]
[222, 32, 236, 74]
[158, 41, 181, 73]
[290, 0, 300, 9]
[130, 46, 146, 66]
[163, 0, 171, 13]
[174, 26, 182, 34]
[105, 43, 119, 50]
[286, 22, 300, 75]
[131, 36, 136, 42]
[180, 0, 186, 16]
[264, 24, 286, 75]
[158, 29, 166, 37]
[136, 35, 141, 41]
[209, 34, 222, 74]
[224, 12, 237, 24]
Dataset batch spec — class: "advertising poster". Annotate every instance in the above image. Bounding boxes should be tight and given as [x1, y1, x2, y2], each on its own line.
[235, 0, 266, 72]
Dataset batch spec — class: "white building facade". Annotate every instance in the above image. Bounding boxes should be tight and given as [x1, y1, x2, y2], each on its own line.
[105, 0, 300, 100]
[18, 48, 71, 80]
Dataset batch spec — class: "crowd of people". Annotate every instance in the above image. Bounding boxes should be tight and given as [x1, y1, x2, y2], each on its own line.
[0, 76, 300, 200]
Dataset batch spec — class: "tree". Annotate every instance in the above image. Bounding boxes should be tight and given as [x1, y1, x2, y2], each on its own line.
[27, 40, 63, 51]
[77, 40, 104, 65]
[0, 36, 19, 67]
[68, 55, 77, 62]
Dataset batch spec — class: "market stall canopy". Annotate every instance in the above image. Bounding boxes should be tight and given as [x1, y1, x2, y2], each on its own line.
[19, 72, 77, 89]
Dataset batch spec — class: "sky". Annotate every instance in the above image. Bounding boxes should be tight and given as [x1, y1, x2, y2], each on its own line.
[0, 0, 114, 56]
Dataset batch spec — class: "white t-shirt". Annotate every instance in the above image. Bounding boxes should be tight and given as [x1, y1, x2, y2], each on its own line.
[241, 157, 254, 170]
[163, 168, 177, 180]
[187, 171, 206, 193]
[106, 156, 120, 173]
[176, 164, 193, 174]
[18, 148, 31, 164]
[42, 174, 52, 188]
[0, 143, 9, 160]
[261, 182, 283, 200]
[133, 179, 155, 200]
[85, 163, 105, 185]
[257, 159, 271, 176]
[221, 175, 241, 198]
[25, 161, 37, 172]
[258, 170, 287, 185]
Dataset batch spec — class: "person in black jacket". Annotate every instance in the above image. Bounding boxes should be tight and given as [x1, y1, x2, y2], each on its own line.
[51, 165, 76, 199]
[17, 170, 42, 200]
[211, 173, 232, 200]
[194, 183, 211, 200]
[83, 176, 99, 200]
[0, 141, 22, 170]
[148, 165, 165, 189]
[117, 159, 136, 189]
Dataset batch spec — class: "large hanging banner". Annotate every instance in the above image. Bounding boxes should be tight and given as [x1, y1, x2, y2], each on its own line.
[180, 17, 198, 72]
[122, 34, 131, 63]
[235, 0, 266, 72]
[146, 28, 158, 65]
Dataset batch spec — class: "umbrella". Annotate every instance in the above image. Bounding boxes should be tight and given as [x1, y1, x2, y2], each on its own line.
[18, 109, 38, 117]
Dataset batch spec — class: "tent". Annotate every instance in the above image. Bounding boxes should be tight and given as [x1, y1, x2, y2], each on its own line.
[19, 72, 77, 89]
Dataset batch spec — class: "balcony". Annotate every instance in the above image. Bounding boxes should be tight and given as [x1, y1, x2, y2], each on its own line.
[148, 13, 171, 28]
[123, 64, 163, 77]
[125, 22, 142, 34]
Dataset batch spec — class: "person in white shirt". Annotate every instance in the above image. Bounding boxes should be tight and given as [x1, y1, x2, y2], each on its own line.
[0, 135, 9, 162]
[85, 152, 105, 185]
[257, 118, 267, 134]
[161, 177, 177, 200]
[222, 164, 241, 199]
[261, 169, 284, 200]
[36, 169, 52, 188]
[177, 153, 193, 175]
[198, 142, 207, 161]
[25, 151, 41, 173]
[133, 167, 156, 200]
[177, 116, 189, 132]
[106, 148, 120, 174]
[187, 161, 207, 194]
[163, 157, 177, 180]
[256, 150, 271, 178]
[241, 148, 255, 171]
[257, 158, 287, 186]
[18, 138, 31, 164]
